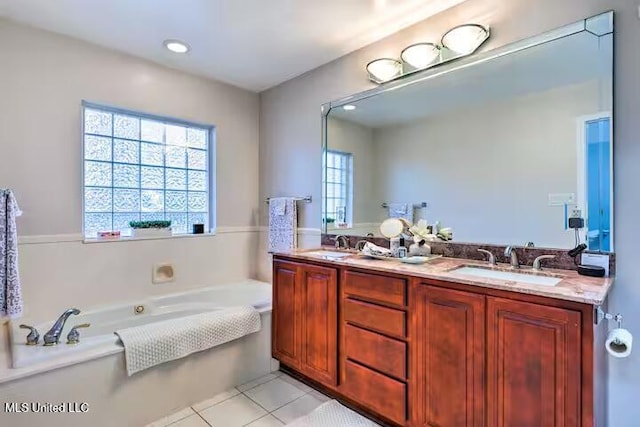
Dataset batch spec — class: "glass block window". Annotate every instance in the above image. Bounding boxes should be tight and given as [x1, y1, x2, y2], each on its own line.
[323, 150, 353, 226]
[83, 103, 212, 238]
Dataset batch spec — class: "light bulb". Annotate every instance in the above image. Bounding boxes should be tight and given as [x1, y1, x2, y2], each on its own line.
[366, 58, 402, 83]
[441, 24, 489, 55]
[401, 43, 440, 69]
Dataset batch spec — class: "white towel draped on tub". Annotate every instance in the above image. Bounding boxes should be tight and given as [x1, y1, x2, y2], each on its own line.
[0, 189, 23, 318]
[268, 197, 297, 253]
[115, 306, 261, 376]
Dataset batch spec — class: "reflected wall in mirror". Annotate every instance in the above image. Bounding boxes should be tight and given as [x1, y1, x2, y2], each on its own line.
[323, 12, 613, 251]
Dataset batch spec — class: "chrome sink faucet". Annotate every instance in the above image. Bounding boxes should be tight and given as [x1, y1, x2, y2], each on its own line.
[43, 308, 80, 346]
[477, 249, 496, 265]
[504, 246, 520, 269]
[333, 235, 349, 250]
[533, 255, 556, 271]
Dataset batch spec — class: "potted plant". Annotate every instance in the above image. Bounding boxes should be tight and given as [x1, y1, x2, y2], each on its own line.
[129, 220, 172, 238]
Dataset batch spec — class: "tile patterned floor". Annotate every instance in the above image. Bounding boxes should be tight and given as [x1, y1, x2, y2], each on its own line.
[147, 371, 331, 427]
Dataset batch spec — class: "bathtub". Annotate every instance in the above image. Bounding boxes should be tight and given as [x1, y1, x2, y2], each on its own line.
[0, 280, 273, 427]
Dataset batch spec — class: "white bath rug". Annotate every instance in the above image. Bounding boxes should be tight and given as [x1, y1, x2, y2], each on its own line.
[285, 400, 380, 427]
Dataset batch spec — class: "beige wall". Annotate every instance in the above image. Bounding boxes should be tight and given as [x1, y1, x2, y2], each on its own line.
[326, 117, 378, 226]
[372, 81, 603, 248]
[0, 19, 261, 322]
[258, 1, 640, 425]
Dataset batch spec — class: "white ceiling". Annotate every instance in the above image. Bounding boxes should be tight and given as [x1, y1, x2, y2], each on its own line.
[0, 0, 468, 92]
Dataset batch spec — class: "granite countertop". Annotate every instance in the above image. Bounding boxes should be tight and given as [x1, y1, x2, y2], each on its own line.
[275, 248, 614, 305]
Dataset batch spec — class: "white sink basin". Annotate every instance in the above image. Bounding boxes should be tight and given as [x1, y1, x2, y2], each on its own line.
[452, 266, 563, 287]
[304, 250, 353, 259]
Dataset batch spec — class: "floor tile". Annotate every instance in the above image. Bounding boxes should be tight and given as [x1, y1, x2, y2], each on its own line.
[237, 373, 281, 392]
[243, 377, 306, 411]
[245, 414, 285, 427]
[146, 407, 195, 427]
[271, 394, 324, 424]
[192, 388, 241, 412]
[279, 373, 313, 393]
[198, 394, 267, 427]
[170, 414, 210, 427]
[308, 390, 331, 403]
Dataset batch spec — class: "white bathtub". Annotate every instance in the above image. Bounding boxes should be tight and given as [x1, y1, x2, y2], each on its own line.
[0, 280, 273, 427]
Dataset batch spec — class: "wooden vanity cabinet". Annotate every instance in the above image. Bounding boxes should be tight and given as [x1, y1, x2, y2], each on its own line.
[410, 282, 485, 427]
[272, 256, 605, 427]
[486, 297, 582, 427]
[272, 260, 338, 386]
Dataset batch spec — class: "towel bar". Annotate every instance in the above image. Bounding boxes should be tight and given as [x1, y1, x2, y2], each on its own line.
[266, 196, 312, 204]
[381, 202, 427, 209]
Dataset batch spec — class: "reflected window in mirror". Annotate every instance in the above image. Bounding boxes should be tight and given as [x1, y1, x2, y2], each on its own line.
[323, 150, 353, 228]
[579, 114, 611, 252]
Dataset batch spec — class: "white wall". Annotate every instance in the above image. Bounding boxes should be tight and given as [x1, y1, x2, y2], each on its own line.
[0, 19, 261, 320]
[372, 81, 603, 248]
[258, 1, 640, 425]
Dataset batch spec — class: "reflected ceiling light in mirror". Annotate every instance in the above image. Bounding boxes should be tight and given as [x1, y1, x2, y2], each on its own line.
[401, 43, 440, 69]
[343, 105, 356, 111]
[163, 39, 190, 54]
[441, 24, 489, 55]
[366, 58, 403, 84]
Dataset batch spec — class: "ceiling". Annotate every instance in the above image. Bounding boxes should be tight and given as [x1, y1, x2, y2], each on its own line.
[0, 0, 468, 92]
[330, 30, 613, 127]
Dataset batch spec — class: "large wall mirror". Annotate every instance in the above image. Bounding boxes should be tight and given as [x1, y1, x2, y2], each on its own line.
[322, 11, 613, 251]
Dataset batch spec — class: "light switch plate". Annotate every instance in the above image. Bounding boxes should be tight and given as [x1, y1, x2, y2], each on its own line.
[581, 253, 609, 276]
[548, 193, 576, 206]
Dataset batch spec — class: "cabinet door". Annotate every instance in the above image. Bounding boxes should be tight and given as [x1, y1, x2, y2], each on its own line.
[272, 261, 300, 368]
[299, 264, 338, 385]
[487, 297, 581, 427]
[411, 284, 485, 427]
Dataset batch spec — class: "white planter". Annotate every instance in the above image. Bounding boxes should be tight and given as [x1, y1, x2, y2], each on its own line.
[131, 228, 172, 238]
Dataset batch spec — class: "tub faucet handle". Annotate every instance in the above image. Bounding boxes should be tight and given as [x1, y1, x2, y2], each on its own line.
[19, 324, 40, 346]
[66, 323, 91, 345]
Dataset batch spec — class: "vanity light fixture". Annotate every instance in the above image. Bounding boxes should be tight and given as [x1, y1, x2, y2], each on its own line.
[401, 43, 440, 69]
[366, 58, 403, 84]
[163, 39, 190, 54]
[441, 24, 489, 55]
[366, 23, 490, 84]
[343, 105, 356, 111]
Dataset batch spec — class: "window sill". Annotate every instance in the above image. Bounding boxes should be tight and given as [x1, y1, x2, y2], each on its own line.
[83, 231, 217, 244]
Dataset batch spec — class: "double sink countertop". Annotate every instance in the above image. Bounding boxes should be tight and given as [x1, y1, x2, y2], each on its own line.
[274, 247, 614, 305]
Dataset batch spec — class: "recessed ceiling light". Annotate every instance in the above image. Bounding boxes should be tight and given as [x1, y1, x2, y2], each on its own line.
[343, 105, 356, 111]
[163, 39, 190, 54]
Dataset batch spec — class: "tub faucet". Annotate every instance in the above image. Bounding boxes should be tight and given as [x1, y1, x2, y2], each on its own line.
[504, 246, 520, 269]
[43, 308, 80, 346]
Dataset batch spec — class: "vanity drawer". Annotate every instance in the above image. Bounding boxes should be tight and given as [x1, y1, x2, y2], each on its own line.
[343, 271, 406, 307]
[342, 360, 407, 425]
[344, 298, 406, 338]
[345, 324, 406, 379]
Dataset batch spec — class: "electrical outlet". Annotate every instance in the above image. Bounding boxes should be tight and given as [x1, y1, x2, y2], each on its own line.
[571, 209, 582, 218]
